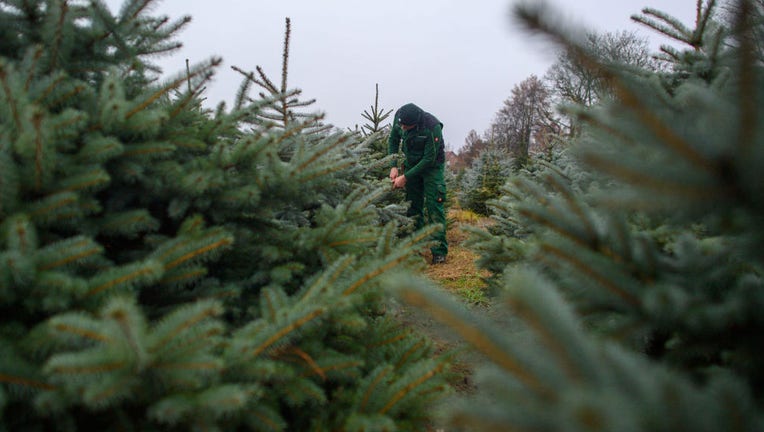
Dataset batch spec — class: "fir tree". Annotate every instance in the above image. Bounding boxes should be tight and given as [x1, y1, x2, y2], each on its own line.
[351, 83, 413, 231]
[396, 0, 764, 430]
[0, 0, 450, 430]
[357, 83, 393, 139]
[458, 146, 515, 216]
[230, 17, 327, 136]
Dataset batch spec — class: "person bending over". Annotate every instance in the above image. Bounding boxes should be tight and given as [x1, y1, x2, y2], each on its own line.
[388, 103, 448, 264]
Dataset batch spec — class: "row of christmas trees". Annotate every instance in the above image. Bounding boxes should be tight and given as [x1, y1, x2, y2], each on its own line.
[400, 0, 764, 429]
[0, 1, 447, 430]
[2, 0, 763, 430]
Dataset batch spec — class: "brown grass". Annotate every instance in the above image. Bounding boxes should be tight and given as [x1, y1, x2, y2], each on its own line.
[419, 208, 495, 406]
[422, 208, 491, 293]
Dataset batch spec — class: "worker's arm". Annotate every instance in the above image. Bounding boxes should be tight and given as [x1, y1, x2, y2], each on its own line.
[387, 115, 403, 169]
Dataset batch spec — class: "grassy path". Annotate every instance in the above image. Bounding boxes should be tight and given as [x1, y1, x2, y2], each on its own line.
[389, 208, 516, 430]
[392, 208, 495, 398]
[423, 208, 492, 306]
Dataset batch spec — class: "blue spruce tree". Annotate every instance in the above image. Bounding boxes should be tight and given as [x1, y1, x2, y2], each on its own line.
[396, 0, 764, 430]
[0, 1, 450, 430]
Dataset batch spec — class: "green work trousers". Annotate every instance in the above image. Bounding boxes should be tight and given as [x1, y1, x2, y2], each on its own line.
[405, 165, 448, 257]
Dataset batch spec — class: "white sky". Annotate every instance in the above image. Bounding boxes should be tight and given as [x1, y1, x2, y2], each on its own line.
[105, 1, 698, 151]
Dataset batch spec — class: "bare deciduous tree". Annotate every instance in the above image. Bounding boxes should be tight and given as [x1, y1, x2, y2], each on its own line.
[455, 129, 488, 171]
[544, 30, 655, 136]
[490, 75, 552, 166]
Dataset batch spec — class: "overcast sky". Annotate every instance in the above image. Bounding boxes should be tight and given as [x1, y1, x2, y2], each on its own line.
[105, 1, 698, 151]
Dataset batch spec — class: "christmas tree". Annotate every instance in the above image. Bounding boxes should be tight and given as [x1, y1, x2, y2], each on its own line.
[397, 0, 764, 430]
[458, 145, 515, 216]
[0, 0, 450, 430]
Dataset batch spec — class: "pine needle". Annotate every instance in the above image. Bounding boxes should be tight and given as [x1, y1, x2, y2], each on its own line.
[400, 289, 551, 398]
[378, 361, 447, 415]
[250, 309, 324, 358]
[540, 243, 641, 306]
[0, 373, 55, 391]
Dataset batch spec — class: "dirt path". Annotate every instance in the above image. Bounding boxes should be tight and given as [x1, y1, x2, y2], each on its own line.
[391, 209, 496, 393]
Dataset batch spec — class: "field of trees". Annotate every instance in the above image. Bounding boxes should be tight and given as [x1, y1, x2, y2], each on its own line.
[0, 0, 762, 431]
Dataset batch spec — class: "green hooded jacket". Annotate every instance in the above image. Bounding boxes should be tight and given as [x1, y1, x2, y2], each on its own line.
[387, 104, 445, 179]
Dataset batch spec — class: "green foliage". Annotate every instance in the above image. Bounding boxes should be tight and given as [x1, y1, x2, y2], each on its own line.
[400, 0, 764, 430]
[358, 83, 394, 138]
[351, 84, 411, 229]
[0, 1, 449, 430]
[458, 146, 514, 216]
[453, 280, 489, 307]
